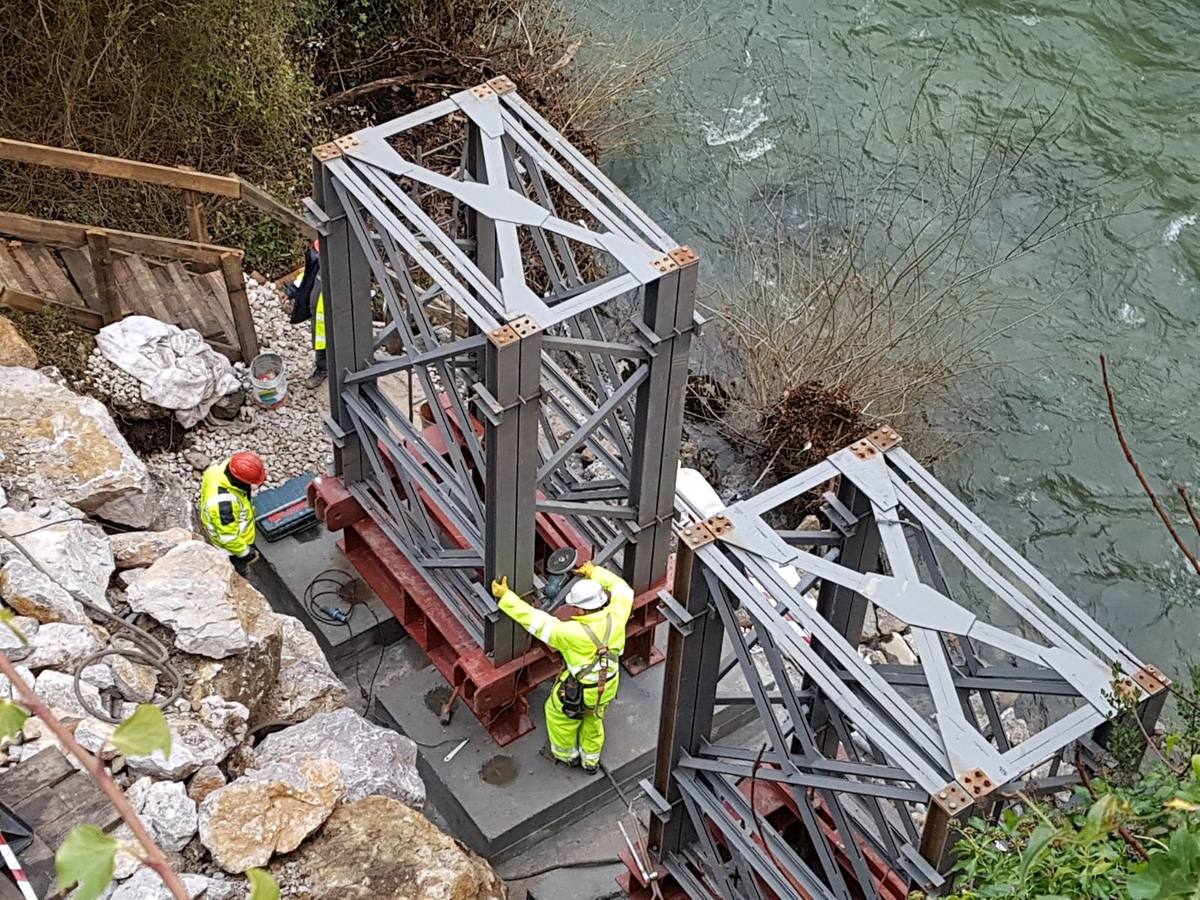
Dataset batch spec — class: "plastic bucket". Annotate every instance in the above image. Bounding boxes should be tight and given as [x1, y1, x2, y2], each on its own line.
[250, 352, 287, 408]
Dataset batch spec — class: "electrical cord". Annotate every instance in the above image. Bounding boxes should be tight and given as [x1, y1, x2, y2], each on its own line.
[499, 856, 624, 882]
[0, 524, 182, 724]
[303, 568, 387, 715]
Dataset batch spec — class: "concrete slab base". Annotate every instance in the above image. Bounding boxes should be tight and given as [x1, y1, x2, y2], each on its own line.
[374, 637, 756, 864]
[250, 524, 401, 673]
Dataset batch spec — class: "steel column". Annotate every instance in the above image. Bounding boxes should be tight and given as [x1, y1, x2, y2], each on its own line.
[624, 250, 698, 591]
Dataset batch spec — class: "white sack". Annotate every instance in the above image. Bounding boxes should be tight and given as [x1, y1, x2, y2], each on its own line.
[96, 316, 242, 428]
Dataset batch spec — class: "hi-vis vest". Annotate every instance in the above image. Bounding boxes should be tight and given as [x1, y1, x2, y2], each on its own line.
[292, 271, 325, 352]
[498, 566, 633, 684]
[199, 460, 256, 556]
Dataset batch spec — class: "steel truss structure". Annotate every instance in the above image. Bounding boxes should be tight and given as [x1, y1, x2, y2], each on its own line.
[308, 77, 696, 673]
[633, 428, 1168, 899]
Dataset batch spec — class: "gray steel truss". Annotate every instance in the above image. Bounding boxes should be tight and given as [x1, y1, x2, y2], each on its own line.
[646, 427, 1169, 898]
[309, 77, 698, 662]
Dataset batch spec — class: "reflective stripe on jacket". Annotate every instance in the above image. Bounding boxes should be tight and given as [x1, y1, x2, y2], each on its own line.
[313, 291, 325, 351]
[199, 459, 256, 556]
[498, 565, 633, 683]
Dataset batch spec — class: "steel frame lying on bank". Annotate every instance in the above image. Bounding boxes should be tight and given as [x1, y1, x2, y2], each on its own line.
[306, 77, 695, 737]
[632, 428, 1168, 898]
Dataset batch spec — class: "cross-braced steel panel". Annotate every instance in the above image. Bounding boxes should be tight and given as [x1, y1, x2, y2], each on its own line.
[310, 77, 698, 663]
[640, 428, 1168, 898]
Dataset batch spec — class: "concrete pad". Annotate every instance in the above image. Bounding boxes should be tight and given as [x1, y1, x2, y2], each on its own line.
[251, 524, 401, 672]
[374, 643, 757, 863]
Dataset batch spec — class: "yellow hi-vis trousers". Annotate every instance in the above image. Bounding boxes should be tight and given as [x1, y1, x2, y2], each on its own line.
[545, 671, 619, 768]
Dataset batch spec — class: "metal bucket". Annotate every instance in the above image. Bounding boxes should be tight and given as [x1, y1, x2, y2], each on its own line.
[249, 351, 287, 408]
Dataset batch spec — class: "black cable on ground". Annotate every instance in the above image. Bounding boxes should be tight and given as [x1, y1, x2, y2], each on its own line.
[499, 856, 624, 882]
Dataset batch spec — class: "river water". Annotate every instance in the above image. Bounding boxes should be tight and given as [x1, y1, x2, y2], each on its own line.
[580, 0, 1200, 673]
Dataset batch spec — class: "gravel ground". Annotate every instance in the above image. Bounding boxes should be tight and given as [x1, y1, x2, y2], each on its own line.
[84, 276, 334, 493]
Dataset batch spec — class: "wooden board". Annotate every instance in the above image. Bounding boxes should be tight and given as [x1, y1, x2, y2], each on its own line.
[0, 748, 119, 898]
[198, 267, 239, 342]
[152, 262, 207, 334]
[7, 246, 56, 298]
[0, 244, 33, 292]
[121, 255, 175, 324]
[23, 244, 82, 308]
[59, 246, 100, 311]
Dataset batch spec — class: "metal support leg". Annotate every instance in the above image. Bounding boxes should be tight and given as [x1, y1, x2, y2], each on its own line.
[649, 543, 726, 858]
[484, 319, 543, 663]
[314, 155, 373, 482]
[810, 481, 881, 755]
[624, 252, 698, 592]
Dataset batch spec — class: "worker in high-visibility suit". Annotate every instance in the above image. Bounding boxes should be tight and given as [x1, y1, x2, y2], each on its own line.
[284, 239, 326, 389]
[491, 562, 633, 773]
[199, 452, 267, 573]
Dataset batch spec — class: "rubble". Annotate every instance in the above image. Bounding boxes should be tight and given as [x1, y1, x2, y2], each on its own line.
[0, 366, 152, 524]
[125, 542, 254, 658]
[252, 707, 424, 808]
[188, 764, 227, 805]
[33, 669, 101, 720]
[199, 758, 344, 873]
[125, 707, 245, 780]
[0, 503, 114, 618]
[251, 614, 347, 727]
[272, 796, 506, 900]
[140, 780, 198, 852]
[110, 527, 194, 569]
[22, 622, 105, 670]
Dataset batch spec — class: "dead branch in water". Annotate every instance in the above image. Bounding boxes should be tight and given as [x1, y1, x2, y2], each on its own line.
[1099, 353, 1200, 575]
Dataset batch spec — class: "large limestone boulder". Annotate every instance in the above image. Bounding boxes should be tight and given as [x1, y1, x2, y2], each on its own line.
[33, 669, 101, 720]
[252, 707, 424, 809]
[199, 758, 344, 873]
[0, 504, 114, 622]
[126, 542, 248, 658]
[272, 796, 506, 900]
[0, 319, 37, 368]
[22, 622, 105, 670]
[109, 527, 194, 569]
[125, 702, 247, 780]
[0, 366, 151, 525]
[126, 543, 283, 715]
[251, 615, 347, 728]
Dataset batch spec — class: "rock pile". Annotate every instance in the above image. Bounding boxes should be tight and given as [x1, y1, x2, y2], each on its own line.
[0, 361, 501, 898]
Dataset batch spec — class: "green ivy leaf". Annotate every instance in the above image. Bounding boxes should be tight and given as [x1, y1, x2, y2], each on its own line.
[1191, 754, 1200, 783]
[55, 824, 117, 900]
[1018, 823, 1056, 882]
[111, 704, 171, 758]
[0, 699, 28, 739]
[247, 867, 281, 900]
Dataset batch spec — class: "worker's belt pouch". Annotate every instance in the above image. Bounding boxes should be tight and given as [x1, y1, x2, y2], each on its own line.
[558, 674, 586, 720]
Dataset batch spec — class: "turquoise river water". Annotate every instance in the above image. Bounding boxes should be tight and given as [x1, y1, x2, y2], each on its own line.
[580, 0, 1200, 674]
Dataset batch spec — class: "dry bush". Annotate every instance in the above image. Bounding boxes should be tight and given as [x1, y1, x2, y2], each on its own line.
[0, 0, 316, 265]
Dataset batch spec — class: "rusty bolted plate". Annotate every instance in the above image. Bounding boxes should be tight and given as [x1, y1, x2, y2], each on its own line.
[651, 254, 680, 275]
[932, 782, 973, 815]
[488, 75, 517, 94]
[508, 315, 541, 338]
[488, 325, 519, 348]
[849, 438, 877, 461]
[868, 425, 902, 451]
[1133, 665, 1171, 694]
[958, 768, 997, 799]
[668, 246, 700, 267]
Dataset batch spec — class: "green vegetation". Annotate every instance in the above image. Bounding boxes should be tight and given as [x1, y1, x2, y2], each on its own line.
[924, 668, 1200, 900]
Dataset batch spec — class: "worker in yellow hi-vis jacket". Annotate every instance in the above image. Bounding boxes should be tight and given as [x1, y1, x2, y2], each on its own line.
[491, 562, 633, 772]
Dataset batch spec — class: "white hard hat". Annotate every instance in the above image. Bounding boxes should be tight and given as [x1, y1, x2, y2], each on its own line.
[564, 578, 608, 611]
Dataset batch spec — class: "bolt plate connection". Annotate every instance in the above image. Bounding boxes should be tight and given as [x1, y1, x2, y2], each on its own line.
[335, 134, 361, 152]
[678, 521, 716, 550]
[868, 425, 902, 452]
[471, 83, 497, 100]
[651, 254, 680, 274]
[313, 142, 342, 161]
[508, 315, 541, 338]
[488, 75, 517, 94]
[958, 768, 997, 800]
[705, 514, 733, 539]
[668, 246, 700, 267]
[1134, 665, 1171, 694]
[848, 438, 878, 461]
[488, 324, 519, 347]
[931, 782, 973, 815]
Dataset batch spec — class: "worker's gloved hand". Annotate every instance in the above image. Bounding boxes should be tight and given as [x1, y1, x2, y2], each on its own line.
[490, 575, 509, 599]
[575, 561, 595, 579]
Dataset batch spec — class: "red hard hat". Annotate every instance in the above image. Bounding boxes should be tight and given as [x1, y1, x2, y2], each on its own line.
[228, 451, 267, 486]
